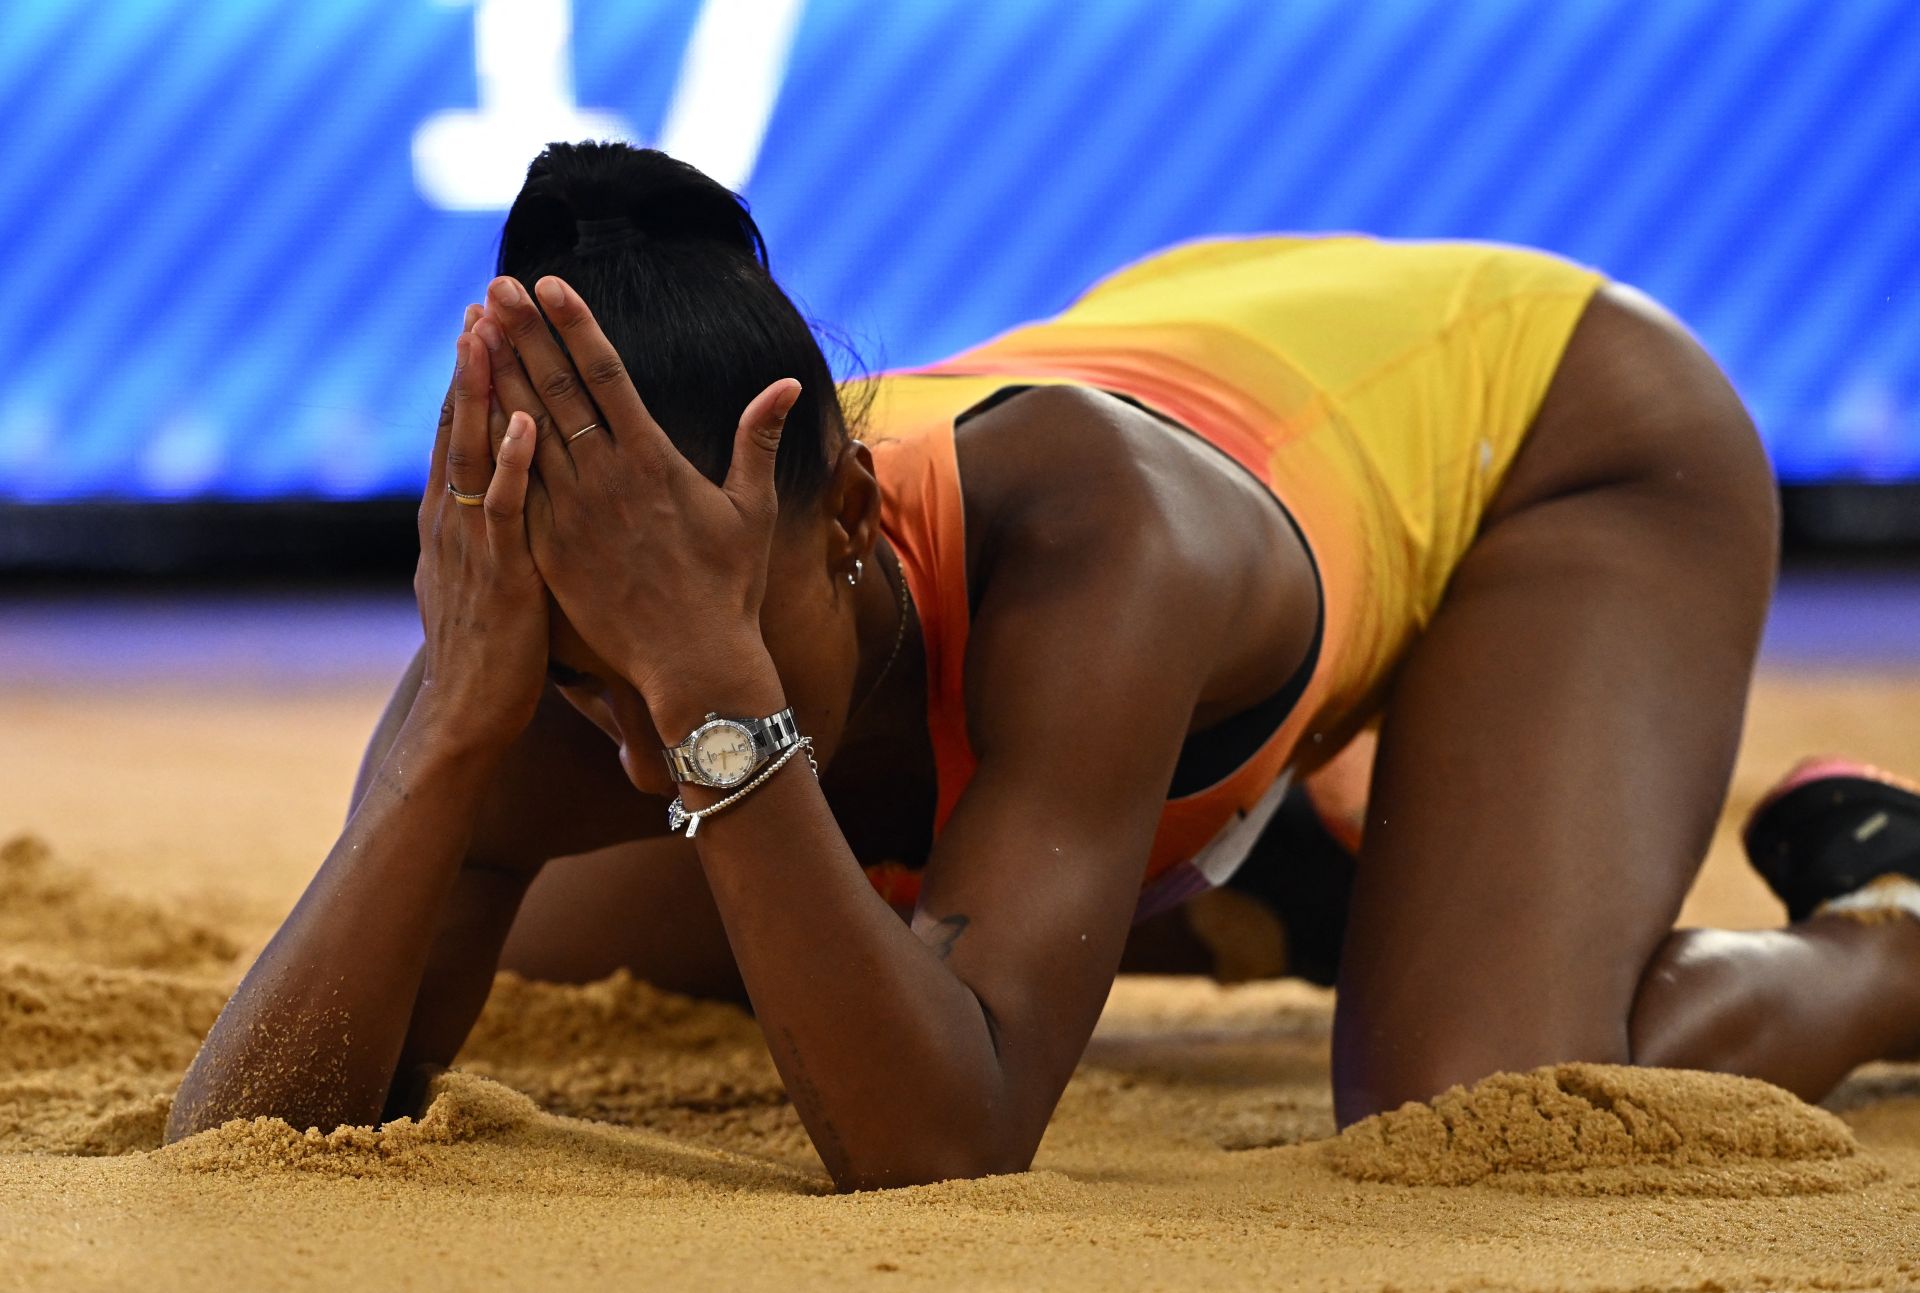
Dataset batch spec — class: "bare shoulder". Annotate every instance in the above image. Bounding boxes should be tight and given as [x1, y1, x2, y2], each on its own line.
[948, 384, 1314, 744]
[952, 384, 1258, 585]
[947, 386, 1220, 767]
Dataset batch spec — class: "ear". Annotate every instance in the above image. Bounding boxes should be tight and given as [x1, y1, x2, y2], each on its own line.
[811, 439, 883, 580]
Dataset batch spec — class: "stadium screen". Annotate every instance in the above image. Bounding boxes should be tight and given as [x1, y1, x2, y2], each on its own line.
[6, 0, 1918, 503]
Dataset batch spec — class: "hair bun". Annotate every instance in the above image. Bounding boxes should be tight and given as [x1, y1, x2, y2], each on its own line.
[501, 141, 768, 269]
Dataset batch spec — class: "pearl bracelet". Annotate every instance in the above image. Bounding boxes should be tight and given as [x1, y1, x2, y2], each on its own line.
[666, 737, 817, 838]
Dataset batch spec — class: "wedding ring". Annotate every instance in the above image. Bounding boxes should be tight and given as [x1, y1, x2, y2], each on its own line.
[445, 481, 486, 507]
[567, 422, 601, 443]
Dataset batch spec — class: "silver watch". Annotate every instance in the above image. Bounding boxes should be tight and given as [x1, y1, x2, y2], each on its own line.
[661, 708, 802, 789]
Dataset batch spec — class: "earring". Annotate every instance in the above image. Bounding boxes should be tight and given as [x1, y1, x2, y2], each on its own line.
[847, 558, 864, 588]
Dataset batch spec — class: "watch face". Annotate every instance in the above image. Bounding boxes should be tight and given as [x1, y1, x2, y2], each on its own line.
[690, 721, 757, 787]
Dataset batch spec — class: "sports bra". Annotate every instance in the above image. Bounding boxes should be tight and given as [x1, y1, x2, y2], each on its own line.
[853, 234, 1604, 919]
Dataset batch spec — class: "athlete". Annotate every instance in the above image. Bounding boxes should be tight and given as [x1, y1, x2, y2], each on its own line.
[165, 142, 1920, 1189]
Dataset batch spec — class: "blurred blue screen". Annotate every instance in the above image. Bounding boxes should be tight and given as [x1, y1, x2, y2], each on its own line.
[7, 0, 1919, 502]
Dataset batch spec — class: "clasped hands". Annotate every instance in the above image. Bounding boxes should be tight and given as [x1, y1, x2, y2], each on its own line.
[413, 274, 800, 754]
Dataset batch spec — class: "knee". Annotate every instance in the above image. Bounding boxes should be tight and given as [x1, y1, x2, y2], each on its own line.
[1332, 1000, 1631, 1127]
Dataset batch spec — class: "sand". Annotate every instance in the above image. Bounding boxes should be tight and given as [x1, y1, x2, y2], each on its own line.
[4, 671, 1920, 1291]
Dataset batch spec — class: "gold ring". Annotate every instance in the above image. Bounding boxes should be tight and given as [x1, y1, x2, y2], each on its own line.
[567, 422, 601, 443]
[446, 482, 486, 507]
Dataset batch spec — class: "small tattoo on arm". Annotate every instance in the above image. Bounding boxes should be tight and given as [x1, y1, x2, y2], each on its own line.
[925, 914, 971, 961]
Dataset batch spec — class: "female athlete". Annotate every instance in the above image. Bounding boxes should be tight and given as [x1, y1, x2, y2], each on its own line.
[165, 142, 1920, 1190]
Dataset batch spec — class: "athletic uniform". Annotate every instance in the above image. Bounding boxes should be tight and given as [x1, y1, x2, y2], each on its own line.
[851, 235, 1604, 921]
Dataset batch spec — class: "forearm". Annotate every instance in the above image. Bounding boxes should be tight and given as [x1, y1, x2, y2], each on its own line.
[655, 671, 1022, 1189]
[165, 708, 509, 1141]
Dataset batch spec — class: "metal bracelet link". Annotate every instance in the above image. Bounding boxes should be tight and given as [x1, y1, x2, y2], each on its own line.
[666, 737, 817, 838]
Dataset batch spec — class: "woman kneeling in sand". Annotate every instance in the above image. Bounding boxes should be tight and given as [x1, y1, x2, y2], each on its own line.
[166, 143, 1920, 1189]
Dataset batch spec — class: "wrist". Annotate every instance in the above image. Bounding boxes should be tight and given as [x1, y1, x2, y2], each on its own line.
[404, 684, 522, 763]
[642, 639, 789, 745]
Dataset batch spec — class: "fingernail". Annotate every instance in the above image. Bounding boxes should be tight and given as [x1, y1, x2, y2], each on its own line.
[475, 318, 504, 352]
[489, 277, 524, 307]
[535, 277, 566, 310]
[455, 334, 468, 372]
[775, 382, 802, 417]
[506, 411, 528, 440]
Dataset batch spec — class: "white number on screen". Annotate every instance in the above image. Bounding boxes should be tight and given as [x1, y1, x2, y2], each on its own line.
[412, 0, 805, 211]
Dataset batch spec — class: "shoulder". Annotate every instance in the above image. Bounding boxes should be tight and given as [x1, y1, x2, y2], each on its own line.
[954, 385, 1211, 581]
[948, 386, 1235, 753]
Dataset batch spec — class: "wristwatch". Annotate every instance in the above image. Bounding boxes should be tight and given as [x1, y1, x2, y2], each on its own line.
[661, 707, 803, 789]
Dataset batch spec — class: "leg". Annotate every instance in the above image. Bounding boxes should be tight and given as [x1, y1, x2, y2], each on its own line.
[1632, 917, 1920, 1100]
[1332, 284, 1785, 1123]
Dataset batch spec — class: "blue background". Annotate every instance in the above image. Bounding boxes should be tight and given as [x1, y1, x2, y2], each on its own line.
[6, 0, 1919, 502]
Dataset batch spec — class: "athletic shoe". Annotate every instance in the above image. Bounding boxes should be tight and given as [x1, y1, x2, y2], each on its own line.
[1743, 757, 1920, 922]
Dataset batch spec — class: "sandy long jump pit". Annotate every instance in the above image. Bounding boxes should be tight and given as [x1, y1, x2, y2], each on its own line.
[3, 673, 1920, 1291]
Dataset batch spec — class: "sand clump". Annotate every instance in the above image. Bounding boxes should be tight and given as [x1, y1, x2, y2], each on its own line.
[0, 834, 239, 973]
[459, 970, 810, 1164]
[1327, 1062, 1887, 1196]
[0, 837, 236, 1156]
[154, 1068, 820, 1199]
[155, 1070, 541, 1180]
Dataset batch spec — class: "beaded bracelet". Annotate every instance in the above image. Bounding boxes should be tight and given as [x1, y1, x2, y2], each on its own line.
[666, 737, 817, 838]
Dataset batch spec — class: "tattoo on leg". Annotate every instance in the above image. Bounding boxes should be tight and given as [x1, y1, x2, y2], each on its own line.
[925, 914, 970, 961]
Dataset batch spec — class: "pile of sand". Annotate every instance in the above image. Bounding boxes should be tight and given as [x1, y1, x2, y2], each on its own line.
[1327, 1062, 1885, 1196]
[0, 833, 239, 972]
[155, 1071, 540, 1180]
[0, 834, 236, 1156]
[8, 660, 1920, 1293]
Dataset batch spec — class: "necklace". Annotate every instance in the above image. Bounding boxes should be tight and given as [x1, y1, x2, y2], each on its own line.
[852, 549, 913, 720]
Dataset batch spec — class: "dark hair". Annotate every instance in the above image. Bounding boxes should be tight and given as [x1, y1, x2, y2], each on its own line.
[496, 141, 854, 501]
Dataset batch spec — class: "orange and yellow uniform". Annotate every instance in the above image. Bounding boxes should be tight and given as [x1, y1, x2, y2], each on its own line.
[853, 235, 1605, 917]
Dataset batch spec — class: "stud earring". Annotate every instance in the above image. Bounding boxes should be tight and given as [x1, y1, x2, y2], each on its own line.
[847, 558, 864, 587]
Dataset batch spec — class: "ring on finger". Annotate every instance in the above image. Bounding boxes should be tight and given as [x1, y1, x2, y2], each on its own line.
[566, 422, 601, 443]
[446, 481, 487, 507]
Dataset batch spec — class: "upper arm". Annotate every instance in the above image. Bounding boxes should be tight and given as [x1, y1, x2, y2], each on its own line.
[905, 396, 1223, 1143]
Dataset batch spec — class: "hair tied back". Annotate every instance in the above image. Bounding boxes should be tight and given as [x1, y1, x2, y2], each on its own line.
[572, 214, 645, 256]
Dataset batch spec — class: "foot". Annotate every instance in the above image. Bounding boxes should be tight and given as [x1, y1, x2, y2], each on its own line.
[1744, 757, 1920, 922]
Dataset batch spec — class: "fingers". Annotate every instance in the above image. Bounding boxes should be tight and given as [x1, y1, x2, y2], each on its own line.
[723, 379, 803, 520]
[484, 411, 537, 562]
[530, 276, 674, 465]
[446, 333, 494, 502]
[426, 305, 484, 496]
[474, 310, 573, 486]
[485, 275, 606, 468]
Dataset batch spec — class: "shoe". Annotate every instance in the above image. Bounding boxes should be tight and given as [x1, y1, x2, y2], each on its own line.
[1743, 757, 1920, 922]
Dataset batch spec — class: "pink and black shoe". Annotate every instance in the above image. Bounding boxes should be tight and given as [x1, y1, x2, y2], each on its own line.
[1743, 757, 1920, 922]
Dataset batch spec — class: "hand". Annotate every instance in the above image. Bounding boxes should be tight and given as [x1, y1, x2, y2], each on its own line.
[411, 305, 550, 752]
[472, 275, 801, 707]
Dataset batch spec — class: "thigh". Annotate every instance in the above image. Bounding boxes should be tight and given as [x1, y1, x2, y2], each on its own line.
[1331, 286, 1778, 1124]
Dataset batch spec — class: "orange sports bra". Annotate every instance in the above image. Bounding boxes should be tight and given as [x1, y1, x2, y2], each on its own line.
[862, 393, 1324, 922]
[846, 234, 1605, 920]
